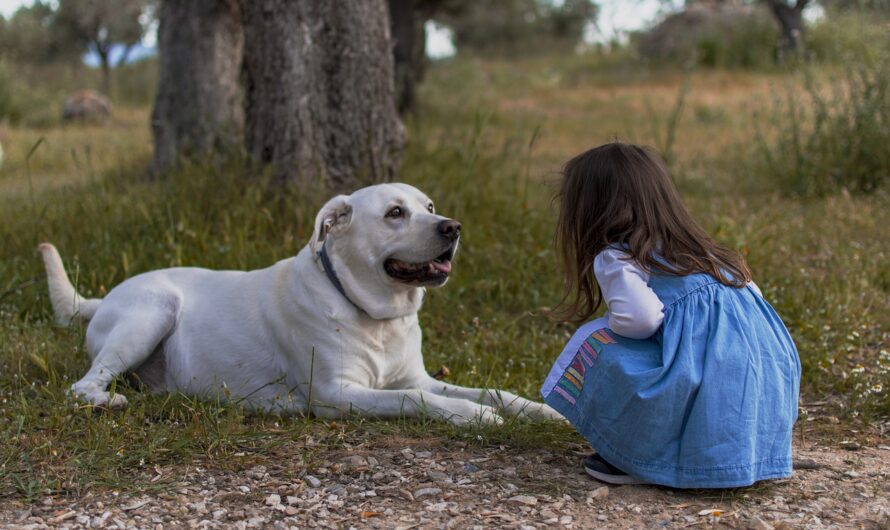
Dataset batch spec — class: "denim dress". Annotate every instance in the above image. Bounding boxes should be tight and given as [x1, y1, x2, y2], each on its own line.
[541, 271, 801, 488]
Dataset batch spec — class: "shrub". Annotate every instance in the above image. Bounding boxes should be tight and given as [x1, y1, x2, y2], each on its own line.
[804, 10, 890, 65]
[0, 60, 58, 127]
[755, 60, 890, 196]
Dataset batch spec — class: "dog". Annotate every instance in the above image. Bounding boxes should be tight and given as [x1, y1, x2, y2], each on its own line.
[40, 183, 561, 425]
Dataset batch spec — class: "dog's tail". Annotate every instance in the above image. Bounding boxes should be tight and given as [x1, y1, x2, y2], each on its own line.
[38, 243, 101, 326]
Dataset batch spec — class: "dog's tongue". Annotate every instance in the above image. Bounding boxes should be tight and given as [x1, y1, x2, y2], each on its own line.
[431, 260, 452, 274]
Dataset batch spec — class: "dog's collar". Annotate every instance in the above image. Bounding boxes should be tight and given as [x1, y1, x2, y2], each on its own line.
[317, 241, 360, 310]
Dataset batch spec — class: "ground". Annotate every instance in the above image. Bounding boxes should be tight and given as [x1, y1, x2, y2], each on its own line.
[1, 432, 888, 529]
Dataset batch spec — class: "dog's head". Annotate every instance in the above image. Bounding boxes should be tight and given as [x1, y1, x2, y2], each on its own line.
[309, 183, 460, 319]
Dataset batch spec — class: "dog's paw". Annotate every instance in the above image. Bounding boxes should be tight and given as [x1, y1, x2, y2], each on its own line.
[447, 405, 503, 427]
[525, 403, 566, 422]
[69, 384, 129, 409]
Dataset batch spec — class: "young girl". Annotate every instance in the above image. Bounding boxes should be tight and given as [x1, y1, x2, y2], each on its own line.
[541, 142, 800, 488]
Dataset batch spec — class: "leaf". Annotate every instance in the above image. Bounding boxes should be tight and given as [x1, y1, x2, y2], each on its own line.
[698, 509, 723, 517]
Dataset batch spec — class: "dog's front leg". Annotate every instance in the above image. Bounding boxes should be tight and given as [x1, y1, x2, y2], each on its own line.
[420, 378, 564, 421]
[309, 384, 503, 426]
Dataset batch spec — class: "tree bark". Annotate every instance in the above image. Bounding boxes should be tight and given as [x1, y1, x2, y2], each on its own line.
[765, 0, 809, 55]
[150, 0, 244, 174]
[241, 0, 405, 189]
[389, 0, 437, 114]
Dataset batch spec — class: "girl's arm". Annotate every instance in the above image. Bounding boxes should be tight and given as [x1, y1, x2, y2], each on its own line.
[594, 248, 664, 339]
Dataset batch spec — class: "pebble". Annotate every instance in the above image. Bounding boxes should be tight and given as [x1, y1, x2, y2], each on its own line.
[414, 487, 443, 498]
[428, 471, 451, 482]
[264, 494, 280, 506]
[588, 486, 610, 500]
[305, 475, 322, 488]
[508, 495, 538, 506]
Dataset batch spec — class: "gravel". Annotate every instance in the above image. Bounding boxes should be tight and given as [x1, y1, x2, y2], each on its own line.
[1, 438, 887, 529]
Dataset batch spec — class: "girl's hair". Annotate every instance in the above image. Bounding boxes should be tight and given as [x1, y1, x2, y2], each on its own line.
[554, 142, 752, 323]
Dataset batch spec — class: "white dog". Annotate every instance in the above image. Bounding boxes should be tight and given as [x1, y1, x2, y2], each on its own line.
[40, 183, 560, 425]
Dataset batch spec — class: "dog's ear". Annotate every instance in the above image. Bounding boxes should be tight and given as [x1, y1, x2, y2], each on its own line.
[310, 194, 353, 254]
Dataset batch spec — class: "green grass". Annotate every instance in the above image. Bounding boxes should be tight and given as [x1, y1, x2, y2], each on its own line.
[1, 53, 888, 500]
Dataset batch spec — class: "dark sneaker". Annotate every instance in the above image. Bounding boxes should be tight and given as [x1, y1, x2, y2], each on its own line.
[583, 453, 646, 485]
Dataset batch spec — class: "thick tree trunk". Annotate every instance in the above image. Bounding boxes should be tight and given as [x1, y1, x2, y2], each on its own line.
[765, 0, 809, 55]
[241, 0, 405, 189]
[150, 0, 244, 174]
[389, 0, 435, 114]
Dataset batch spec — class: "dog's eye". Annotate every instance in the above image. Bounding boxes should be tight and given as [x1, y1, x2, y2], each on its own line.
[427, 203, 434, 213]
[387, 206, 403, 218]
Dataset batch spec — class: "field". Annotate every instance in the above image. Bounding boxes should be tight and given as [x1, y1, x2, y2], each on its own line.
[0, 54, 888, 527]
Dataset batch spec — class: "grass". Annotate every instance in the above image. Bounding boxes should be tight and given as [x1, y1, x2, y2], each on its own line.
[1, 53, 888, 500]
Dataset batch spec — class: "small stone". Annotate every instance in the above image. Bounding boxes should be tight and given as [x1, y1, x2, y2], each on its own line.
[305, 475, 322, 488]
[414, 487, 442, 498]
[428, 471, 450, 482]
[367, 456, 379, 467]
[562, 515, 575, 524]
[597, 515, 608, 521]
[463, 463, 480, 473]
[415, 451, 433, 458]
[748, 516, 774, 530]
[589, 486, 610, 500]
[845, 470, 860, 478]
[508, 495, 538, 506]
[238, 485, 250, 493]
[286, 496, 299, 505]
[285, 506, 299, 516]
[344, 455, 367, 467]
[264, 494, 280, 506]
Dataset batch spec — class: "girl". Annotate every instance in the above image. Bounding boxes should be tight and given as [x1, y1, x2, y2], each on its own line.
[541, 142, 800, 488]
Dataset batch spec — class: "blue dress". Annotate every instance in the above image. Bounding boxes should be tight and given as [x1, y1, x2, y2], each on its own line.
[541, 271, 801, 488]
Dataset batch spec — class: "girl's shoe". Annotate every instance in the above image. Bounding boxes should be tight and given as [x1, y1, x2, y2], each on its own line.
[583, 454, 647, 485]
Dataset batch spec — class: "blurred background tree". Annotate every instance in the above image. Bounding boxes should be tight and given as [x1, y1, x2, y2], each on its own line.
[54, 0, 155, 94]
[0, 1, 79, 64]
[440, 0, 597, 56]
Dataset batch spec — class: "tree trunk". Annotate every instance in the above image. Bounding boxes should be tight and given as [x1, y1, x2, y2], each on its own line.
[765, 0, 809, 55]
[389, 0, 436, 114]
[96, 45, 111, 96]
[150, 0, 244, 174]
[241, 0, 405, 189]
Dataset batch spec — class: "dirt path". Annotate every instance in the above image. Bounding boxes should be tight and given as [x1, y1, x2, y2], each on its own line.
[2, 437, 888, 530]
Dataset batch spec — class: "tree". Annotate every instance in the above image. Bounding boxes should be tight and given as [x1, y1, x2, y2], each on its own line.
[240, 0, 405, 189]
[0, 2, 79, 64]
[150, 0, 244, 174]
[763, 0, 810, 54]
[440, 0, 597, 56]
[54, 0, 152, 94]
[388, 0, 442, 114]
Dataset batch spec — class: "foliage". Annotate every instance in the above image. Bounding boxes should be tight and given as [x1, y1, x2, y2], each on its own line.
[0, 61, 58, 127]
[804, 9, 890, 64]
[439, 0, 597, 56]
[0, 1, 80, 64]
[54, 0, 153, 68]
[754, 60, 890, 196]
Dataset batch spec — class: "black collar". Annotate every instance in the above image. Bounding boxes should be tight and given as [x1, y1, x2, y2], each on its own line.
[317, 241, 359, 310]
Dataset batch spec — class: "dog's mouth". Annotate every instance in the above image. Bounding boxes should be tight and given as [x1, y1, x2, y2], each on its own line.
[384, 245, 456, 286]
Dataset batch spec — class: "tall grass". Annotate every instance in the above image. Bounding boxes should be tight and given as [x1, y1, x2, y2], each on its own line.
[755, 60, 890, 196]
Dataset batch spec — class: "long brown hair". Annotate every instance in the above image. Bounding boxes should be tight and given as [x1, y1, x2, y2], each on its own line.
[554, 142, 751, 323]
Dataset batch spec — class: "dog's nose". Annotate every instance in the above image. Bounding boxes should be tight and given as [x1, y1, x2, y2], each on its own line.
[437, 220, 462, 240]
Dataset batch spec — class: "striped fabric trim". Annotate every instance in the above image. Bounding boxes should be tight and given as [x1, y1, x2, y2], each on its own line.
[551, 328, 617, 405]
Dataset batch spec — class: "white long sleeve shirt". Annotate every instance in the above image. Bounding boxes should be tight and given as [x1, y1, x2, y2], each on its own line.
[594, 248, 664, 339]
[594, 248, 762, 339]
